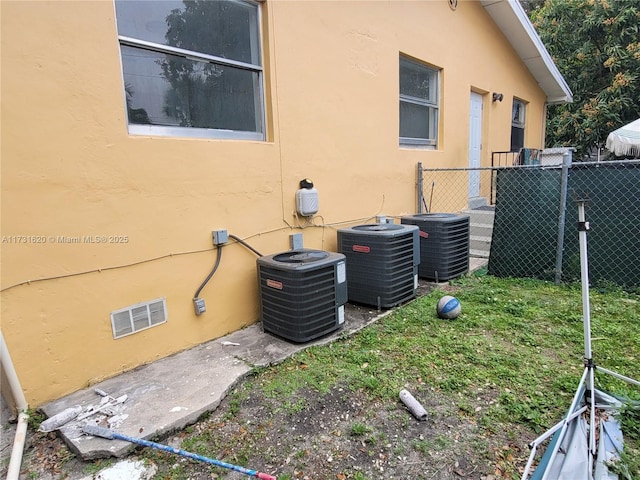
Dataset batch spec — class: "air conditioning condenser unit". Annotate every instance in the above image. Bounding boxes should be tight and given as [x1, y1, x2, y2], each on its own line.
[257, 249, 347, 343]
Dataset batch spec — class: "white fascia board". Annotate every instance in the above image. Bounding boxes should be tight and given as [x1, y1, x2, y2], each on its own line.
[481, 0, 573, 105]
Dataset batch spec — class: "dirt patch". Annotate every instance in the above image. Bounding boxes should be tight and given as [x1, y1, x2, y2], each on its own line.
[147, 378, 528, 480]
[192, 382, 495, 479]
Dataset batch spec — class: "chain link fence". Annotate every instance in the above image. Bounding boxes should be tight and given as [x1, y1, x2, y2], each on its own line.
[417, 159, 640, 290]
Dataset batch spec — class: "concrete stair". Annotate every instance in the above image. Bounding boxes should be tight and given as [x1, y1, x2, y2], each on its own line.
[462, 207, 495, 259]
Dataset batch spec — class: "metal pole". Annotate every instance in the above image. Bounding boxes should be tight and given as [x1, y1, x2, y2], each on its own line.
[577, 200, 595, 480]
[539, 367, 589, 480]
[84, 425, 276, 480]
[577, 201, 592, 363]
[417, 162, 424, 213]
[596, 366, 640, 387]
[554, 152, 571, 284]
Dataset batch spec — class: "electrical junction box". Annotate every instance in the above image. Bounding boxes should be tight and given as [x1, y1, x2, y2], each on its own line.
[193, 298, 206, 315]
[290, 233, 304, 250]
[296, 188, 319, 216]
[213, 229, 228, 245]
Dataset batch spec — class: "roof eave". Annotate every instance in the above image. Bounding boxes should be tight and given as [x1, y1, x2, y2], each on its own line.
[481, 0, 573, 105]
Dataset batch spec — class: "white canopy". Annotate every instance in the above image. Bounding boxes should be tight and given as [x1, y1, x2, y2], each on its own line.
[605, 118, 640, 157]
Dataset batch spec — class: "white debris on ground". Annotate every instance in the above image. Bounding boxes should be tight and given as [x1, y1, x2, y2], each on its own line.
[77, 458, 157, 480]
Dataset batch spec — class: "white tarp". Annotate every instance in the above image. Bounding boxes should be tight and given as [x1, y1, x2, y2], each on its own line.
[605, 118, 640, 157]
[527, 389, 626, 480]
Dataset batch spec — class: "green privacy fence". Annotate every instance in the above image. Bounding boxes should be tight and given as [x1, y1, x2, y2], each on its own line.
[487, 160, 640, 289]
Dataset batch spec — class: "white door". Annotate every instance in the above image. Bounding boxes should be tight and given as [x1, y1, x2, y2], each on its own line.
[468, 92, 483, 202]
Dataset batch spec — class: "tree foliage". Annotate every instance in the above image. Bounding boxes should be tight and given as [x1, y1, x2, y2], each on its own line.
[530, 0, 640, 158]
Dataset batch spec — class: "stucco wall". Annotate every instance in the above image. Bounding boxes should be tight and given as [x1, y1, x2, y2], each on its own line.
[1, 0, 547, 406]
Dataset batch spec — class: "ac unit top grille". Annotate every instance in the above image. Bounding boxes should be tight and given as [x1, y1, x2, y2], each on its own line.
[347, 224, 414, 236]
[408, 213, 458, 220]
[273, 250, 329, 263]
[258, 249, 345, 272]
[351, 224, 404, 232]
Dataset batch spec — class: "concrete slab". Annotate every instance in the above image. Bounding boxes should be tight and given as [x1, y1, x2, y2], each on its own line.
[41, 337, 254, 460]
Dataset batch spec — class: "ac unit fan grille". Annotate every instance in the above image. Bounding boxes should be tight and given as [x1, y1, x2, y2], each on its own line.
[272, 251, 330, 263]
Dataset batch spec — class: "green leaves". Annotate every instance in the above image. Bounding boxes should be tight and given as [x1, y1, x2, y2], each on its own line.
[530, 0, 640, 157]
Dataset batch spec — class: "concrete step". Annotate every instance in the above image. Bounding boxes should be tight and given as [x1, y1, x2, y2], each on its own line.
[468, 196, 488, 210]
[470, 223, 493, 237]
[470, 248, 490, 259]
[462, 209, 495, 225]
[470, 234, 492, 253]
[469, 256, 489, 271]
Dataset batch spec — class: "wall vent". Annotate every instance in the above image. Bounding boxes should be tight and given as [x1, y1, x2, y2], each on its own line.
[111, 298, 167, 339]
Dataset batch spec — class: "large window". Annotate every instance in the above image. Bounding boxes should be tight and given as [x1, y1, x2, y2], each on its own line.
[399, 56, 439, 147]
[114, 0, 265, 140]
[510, 98, 526, 152]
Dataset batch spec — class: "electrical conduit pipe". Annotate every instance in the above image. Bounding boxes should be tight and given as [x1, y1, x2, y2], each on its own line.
[1, 331, 29, 480]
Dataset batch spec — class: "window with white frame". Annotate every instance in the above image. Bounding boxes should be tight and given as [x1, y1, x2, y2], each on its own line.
[510, 98, 526, 152]
[399, 56, 440, 147]
[114, 0, 265, 140]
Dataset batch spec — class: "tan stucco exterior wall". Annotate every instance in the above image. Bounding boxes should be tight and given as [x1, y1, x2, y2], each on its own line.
[1, 0, 548, 406]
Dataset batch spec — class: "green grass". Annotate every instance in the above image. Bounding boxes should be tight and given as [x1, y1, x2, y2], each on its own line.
[146, 274, 640, 479]
[82, 459, 113, 476]
[349, 422, 372, 436]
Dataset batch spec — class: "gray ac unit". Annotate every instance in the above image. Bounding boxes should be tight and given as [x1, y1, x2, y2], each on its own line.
[401, 213, 470, 281]
[337, 224, 419, 308]
[257, 249, 347, 343]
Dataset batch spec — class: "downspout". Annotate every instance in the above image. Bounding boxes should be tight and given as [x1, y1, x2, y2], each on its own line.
[1, 331, 29, 480]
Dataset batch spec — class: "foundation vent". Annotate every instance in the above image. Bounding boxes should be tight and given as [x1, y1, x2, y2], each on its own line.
[111, 298, 167, 339]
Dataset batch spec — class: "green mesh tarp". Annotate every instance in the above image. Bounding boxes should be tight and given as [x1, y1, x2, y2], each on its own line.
[487, 162, 640, 289]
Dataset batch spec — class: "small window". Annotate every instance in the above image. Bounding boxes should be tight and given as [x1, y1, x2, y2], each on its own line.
[114, 0, 265, 141]
[111, 298, 167, 339]
[510, 99, 526, 152]
[399, 56, 440, 147]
